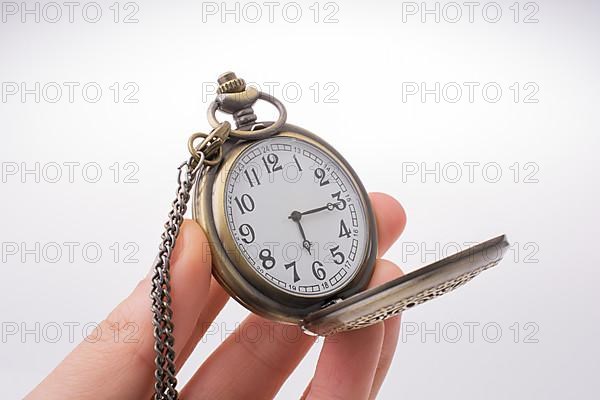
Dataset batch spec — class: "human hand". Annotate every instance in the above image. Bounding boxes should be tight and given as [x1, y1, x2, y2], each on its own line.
[26, 193, 406, 400]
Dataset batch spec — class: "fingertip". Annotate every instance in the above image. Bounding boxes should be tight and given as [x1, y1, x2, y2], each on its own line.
[369, 193, 407, 256]
[171, 219, 213, 307]
[176, 219, 212, 269]
[368, 258, 405, 289]
[370, 193, 406, 222]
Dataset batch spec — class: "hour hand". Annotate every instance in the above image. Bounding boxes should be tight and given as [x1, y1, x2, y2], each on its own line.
[288, 211, 312, 254]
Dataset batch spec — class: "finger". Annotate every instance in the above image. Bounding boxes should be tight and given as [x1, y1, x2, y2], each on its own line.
[368, 259, 404, 400]
[306, 325, 384, 400]
[26, 220, 213, 400]
[304, 259, 402, 400]
[176, 277, 229, 369]
[181, 315, 316, 400]
[369, 192, 406, 256]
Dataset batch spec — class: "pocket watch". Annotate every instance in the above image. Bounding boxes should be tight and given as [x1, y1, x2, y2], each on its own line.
[149, 72, 509, 399]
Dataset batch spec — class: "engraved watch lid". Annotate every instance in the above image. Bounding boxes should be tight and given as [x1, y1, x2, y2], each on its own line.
[302, 235, 509, 336]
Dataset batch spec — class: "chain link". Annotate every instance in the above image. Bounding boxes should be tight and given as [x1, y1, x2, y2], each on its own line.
[150, 122, 230, 400]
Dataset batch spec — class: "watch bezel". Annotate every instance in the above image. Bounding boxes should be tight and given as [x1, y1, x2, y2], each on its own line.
[193, 123, 377, 323]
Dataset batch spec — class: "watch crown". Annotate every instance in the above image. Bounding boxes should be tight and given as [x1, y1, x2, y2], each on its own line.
[217, 71, 246, 94]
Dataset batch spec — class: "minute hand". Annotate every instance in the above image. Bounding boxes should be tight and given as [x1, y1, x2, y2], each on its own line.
[299, 204, 332, 216]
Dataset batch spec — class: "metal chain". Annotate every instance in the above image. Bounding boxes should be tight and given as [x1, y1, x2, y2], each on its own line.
[150, 122, 230, 400]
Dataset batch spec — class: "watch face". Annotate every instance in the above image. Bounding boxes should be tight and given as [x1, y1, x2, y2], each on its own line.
[224, 135, 369, 298]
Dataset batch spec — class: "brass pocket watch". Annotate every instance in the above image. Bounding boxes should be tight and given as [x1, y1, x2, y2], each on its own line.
[150, 72, 509, 399]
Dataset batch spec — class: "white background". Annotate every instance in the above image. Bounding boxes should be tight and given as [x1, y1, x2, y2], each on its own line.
[1, 0, 598, 398]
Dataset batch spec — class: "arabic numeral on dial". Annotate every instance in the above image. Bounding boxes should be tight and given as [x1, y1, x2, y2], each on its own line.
[244, 168, 261, 187]
[338, 219, 351, 238]
[329, 245, 345, 265]
[238, 224, 255, 244]
[262, 153, 283, 173]
[259, 248, 275, 270]
[234, 194, 255, 214]
[331, 191, 347, 210]
[314, 168, 330, 186]
[285, 261, 300, 283]
[312, 260, 326, 280]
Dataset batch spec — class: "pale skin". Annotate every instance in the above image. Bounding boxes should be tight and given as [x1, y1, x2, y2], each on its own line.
[27, 192, 407, 400]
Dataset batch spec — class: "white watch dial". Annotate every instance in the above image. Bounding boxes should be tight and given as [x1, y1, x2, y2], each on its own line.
[224, 135, 369, 297]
